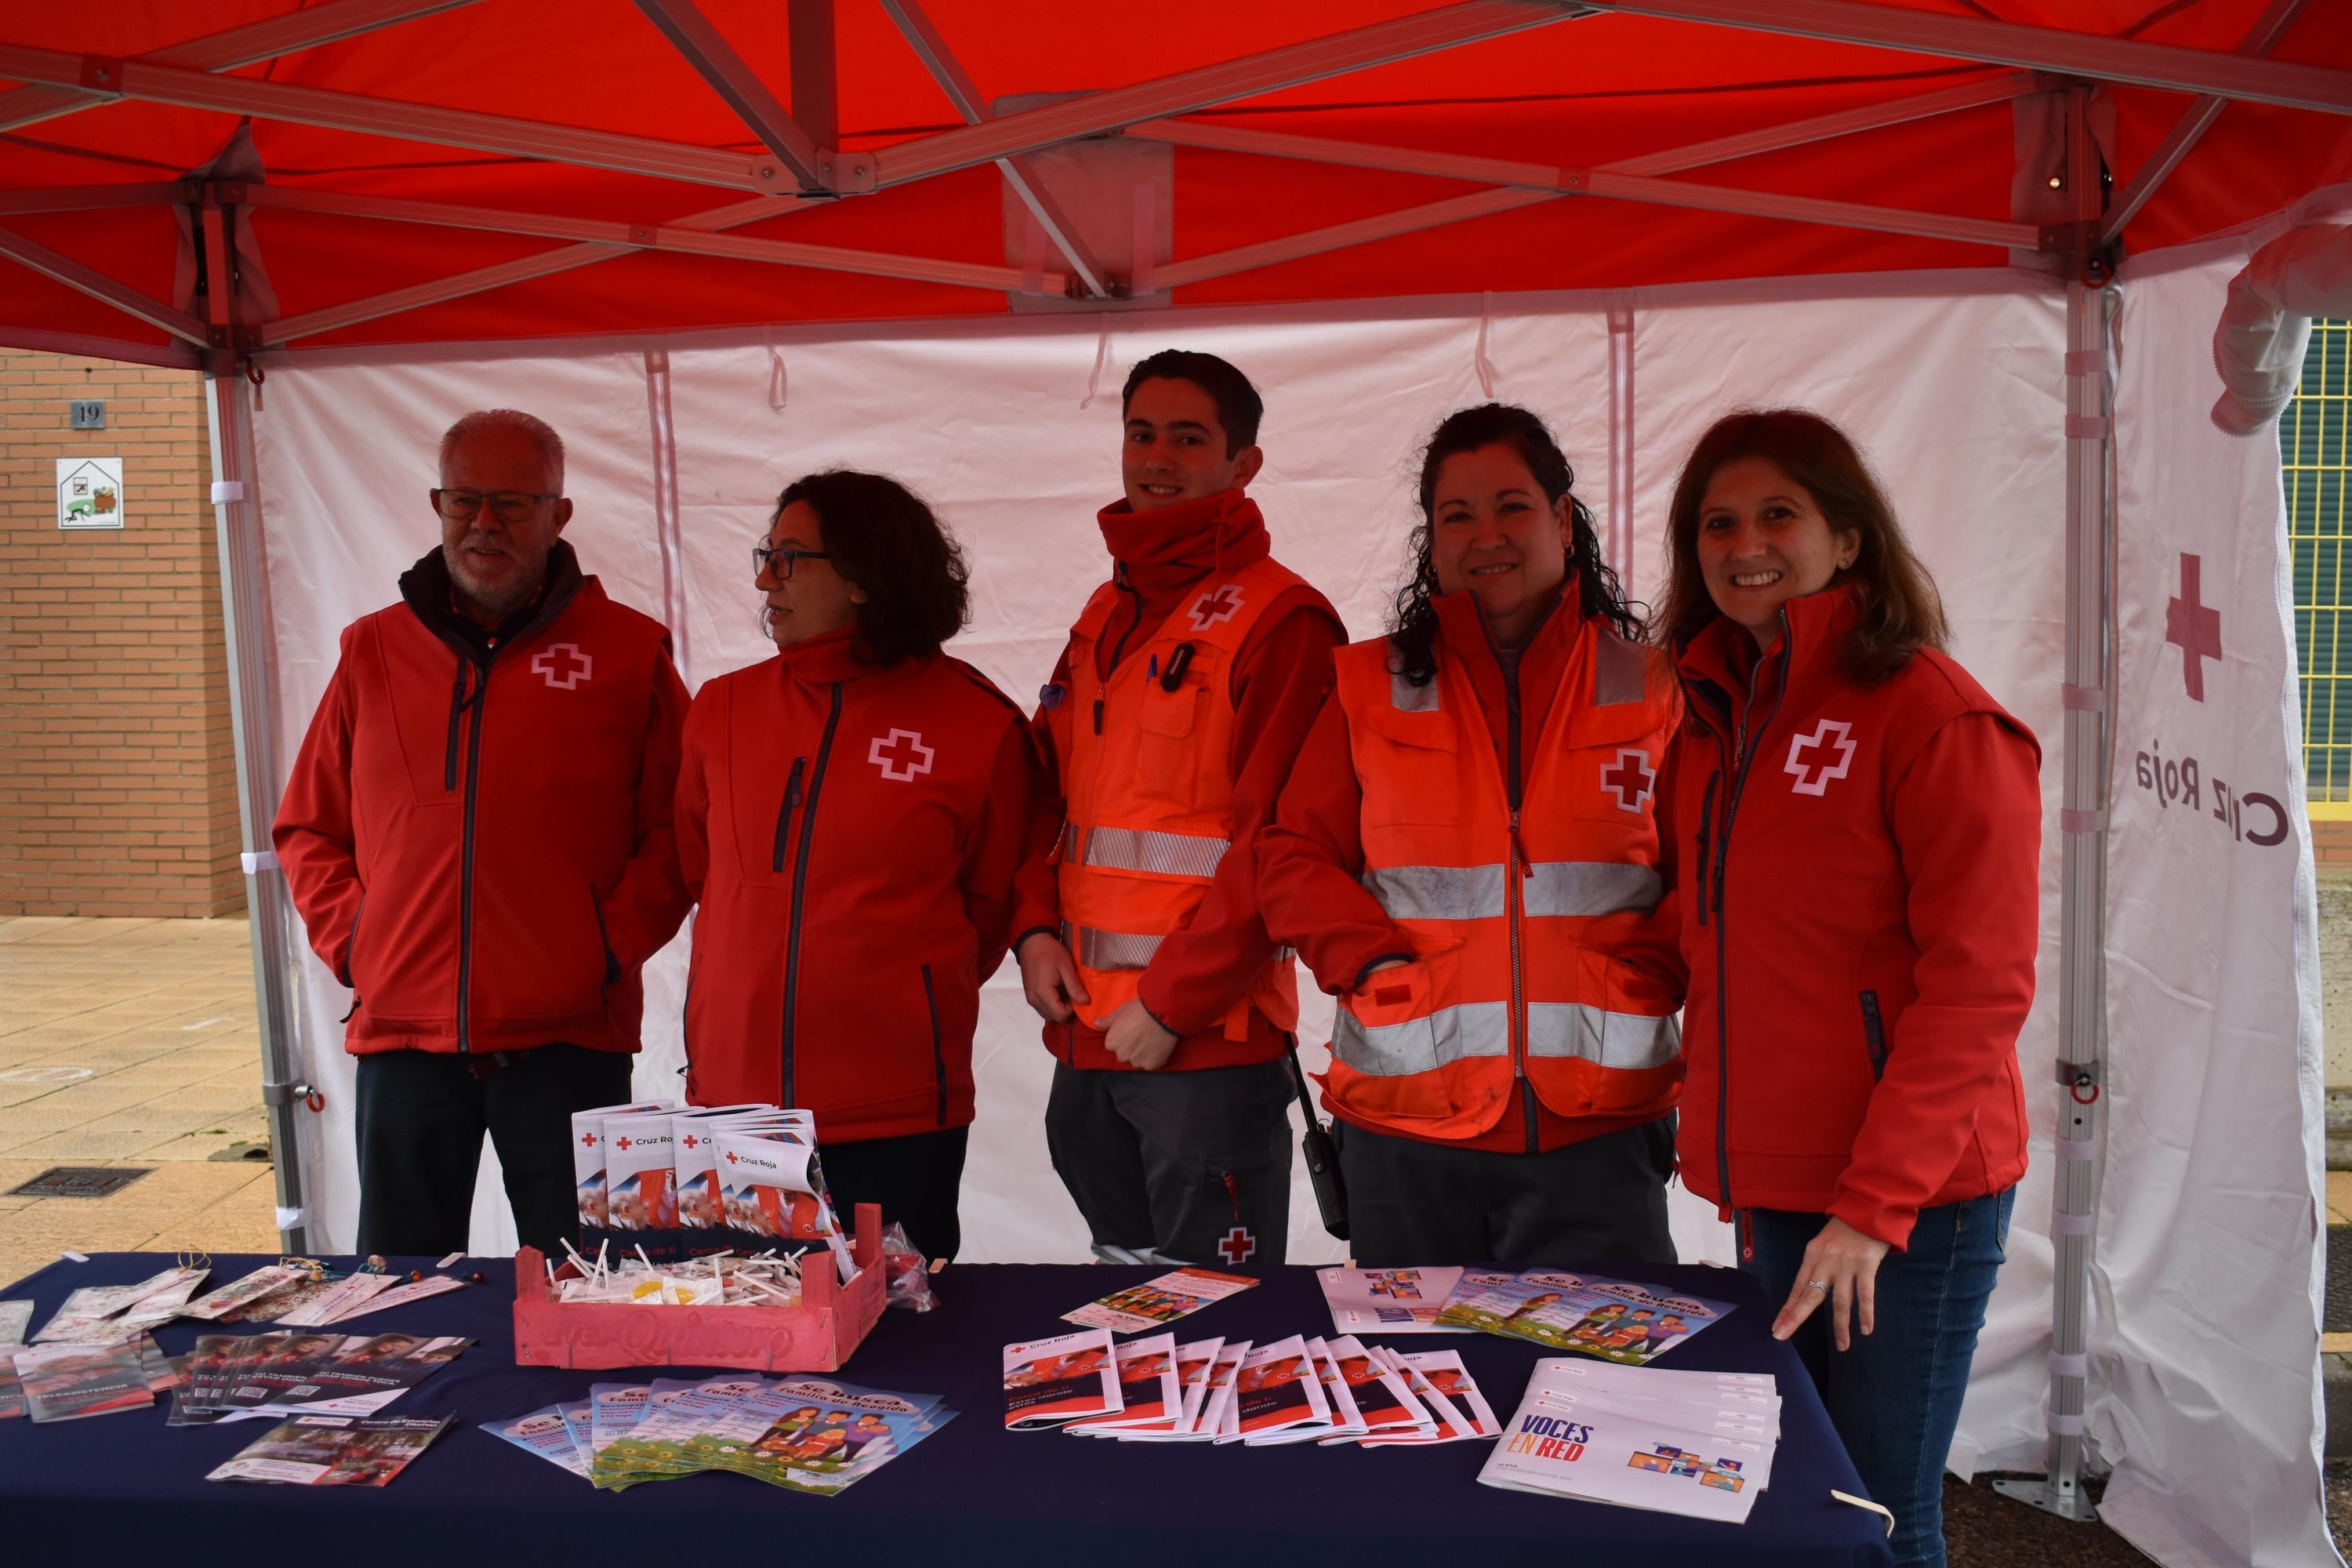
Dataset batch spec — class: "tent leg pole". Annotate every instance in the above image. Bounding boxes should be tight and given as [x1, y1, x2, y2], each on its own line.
[204, 367, 313, 1256]
[1994, 86, 2113, 1524]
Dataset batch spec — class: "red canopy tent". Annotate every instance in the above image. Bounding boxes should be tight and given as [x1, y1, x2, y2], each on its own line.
[3, 5, 2350, 1565]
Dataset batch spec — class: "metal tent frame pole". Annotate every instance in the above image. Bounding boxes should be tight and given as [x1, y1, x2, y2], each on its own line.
[203, 358, 315, 1255]
[1993, 83, 2114, 1526]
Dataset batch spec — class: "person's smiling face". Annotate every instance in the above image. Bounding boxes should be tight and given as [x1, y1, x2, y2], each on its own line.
[1693, 455, 1858, 648]
[1120, 376, 1261, 512]
[1428, 441, 1572, 649]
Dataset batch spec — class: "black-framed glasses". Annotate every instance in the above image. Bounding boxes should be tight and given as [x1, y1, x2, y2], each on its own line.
[753, 542, 830, 580]
[434, 488, 559, 524]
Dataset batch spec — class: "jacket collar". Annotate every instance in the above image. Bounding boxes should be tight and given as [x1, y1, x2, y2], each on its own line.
[772, 626, 868, 687]
[1096, 488, 1270, 599]
[1429, 579, 1570, 672]
[400, 539, 586, 665]
[1674, 582, 1861, 712]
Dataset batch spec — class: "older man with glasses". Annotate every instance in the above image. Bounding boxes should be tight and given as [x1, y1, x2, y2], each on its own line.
[274, 408, 691, 1258]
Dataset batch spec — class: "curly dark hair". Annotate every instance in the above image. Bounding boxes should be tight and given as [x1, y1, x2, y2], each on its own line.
[1656, 408, 1946, 684]
[772, 470, 969, 666]
[1387, 403, 1642, 687]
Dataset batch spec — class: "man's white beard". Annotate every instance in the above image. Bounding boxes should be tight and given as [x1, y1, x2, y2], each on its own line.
[445, 540, 540, 622]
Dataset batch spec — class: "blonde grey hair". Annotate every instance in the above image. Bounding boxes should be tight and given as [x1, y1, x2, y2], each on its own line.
[439, 408, 565, 491]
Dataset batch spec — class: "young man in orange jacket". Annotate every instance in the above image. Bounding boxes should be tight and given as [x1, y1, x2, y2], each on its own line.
[274, 409, 691, 1257]
[1014, 351, 1346, 1267]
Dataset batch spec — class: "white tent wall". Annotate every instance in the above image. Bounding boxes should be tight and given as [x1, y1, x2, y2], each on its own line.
[225, 263, 2324, 1560]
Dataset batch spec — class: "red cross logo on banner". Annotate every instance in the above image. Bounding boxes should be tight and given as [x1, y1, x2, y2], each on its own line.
[579, 1132, 596, 1147]
[1189, 583, 1244, 630]
[1784, 720, 1857, 797]
[1216, 1226, 1257, 1265]
[681, 1134, 698, 1150]
[2165, 552, 2223, 702]
[724, 1151, 739, 1164]
[869, 728, 935, 782]
[1600, 748, 1656, 814]
[531, 642, 593, 690]
[614, 1136, 631, 1152]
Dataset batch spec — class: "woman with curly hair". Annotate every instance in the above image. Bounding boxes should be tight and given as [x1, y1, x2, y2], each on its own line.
[674, 470, 1040, 1261]
[1256, 405, 1686, 1266]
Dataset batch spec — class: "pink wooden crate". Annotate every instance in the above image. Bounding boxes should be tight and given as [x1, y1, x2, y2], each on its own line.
[513, 1202, 887, 1372]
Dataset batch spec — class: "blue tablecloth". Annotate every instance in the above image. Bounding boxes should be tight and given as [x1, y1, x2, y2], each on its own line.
[0, 1252, 1892, 1565]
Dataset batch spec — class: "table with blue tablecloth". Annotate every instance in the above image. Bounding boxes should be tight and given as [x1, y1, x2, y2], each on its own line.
[0, 1251, 1893, 1565]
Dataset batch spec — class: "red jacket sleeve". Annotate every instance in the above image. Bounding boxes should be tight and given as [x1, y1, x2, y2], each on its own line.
[273, 627, 365, 983]
[960, 717, 1045, 986]
[1623, 731, 1690, 1007]
[596, 646, 694, 970]
[673, 678, 717, 909]
[1135, 597, 1348, 1034]
[1254, 684, 1417, 996]
[1009, 638, 1076, 955]
[1829, 713, 2042, 1249]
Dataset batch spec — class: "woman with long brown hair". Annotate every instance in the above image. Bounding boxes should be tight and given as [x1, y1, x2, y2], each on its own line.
[1658, 408, 2039, 1568]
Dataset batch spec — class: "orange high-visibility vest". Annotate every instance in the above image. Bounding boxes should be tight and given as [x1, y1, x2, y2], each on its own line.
[1325, 620, 1682, 1142]
[1051, 556, 1304, 1038]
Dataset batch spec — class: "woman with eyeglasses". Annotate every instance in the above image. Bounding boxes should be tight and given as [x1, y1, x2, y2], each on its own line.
[673, 470, 1041, 1262]
[1657, 409, 2037, 1568]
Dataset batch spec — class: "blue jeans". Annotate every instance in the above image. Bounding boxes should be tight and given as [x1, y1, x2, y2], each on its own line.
[1740, 1189, 2014, 1568]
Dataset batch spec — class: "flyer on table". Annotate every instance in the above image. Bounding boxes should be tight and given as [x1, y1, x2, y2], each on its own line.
[1003, 1329, 1121, 1429]
[1063, 1267, 1258, 1334]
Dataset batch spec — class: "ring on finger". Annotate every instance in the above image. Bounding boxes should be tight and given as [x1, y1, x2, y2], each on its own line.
[1806, 1279, 1829, 1290]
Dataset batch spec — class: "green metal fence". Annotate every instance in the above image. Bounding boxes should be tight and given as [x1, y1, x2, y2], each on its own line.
[2291, 319, 2352, 814]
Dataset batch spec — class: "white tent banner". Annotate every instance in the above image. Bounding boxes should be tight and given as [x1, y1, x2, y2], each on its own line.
[238, 266, 2321, 1560]
[2093, 249, 2336, 1568]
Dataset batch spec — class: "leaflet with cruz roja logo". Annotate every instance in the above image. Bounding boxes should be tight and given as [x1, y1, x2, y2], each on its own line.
[1003, 1328, 1123, 1429]
[1436, 1269, 1736, 1365]
[1062, 1265, 1259, 1334]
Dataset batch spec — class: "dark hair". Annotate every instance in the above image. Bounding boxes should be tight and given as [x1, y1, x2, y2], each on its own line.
[772, 470, 969, 666]
[1657, 408, 1947, 684]
[1386, 403, 1641, 688]
[1120, 350, 1263, 454]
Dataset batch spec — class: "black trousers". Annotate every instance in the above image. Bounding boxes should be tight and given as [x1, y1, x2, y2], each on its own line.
[355, 1044, 632, 1258]
[1044, 1059, 1293, 1267]
[815, 1126, 970, 1264]
[1337, 1115, 1678, 1269]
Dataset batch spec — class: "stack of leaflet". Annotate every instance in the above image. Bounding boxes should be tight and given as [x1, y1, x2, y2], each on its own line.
[573, 1101, 854, 1282]
[169, 1330, 473, 1426]
[1479, 1357, 1782, 1523]
[208, 1414, 453, 1486]
[1437, 1269, 1737, 1365]
[183, 1264, 469, 1328]
[491, 1374, 953, 1496]
[1004, 1328, 1500, 1447]
[1316, 1265, 1473, 1335]
[20, 1264, 211, 1345]
[6, 1331, 181, 1422]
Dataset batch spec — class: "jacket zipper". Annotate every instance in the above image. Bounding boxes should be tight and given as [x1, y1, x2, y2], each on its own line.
[1860, 989, 1889, 1081]
[771, 757, 806, 873]
[1096, 564, 1144, 736]
[1693, 774, 1719, 930]
[338, 891, 367, 989]
[452, 652, 493, 1054]
[1497, 650, 1537, 1155]
[590, 889, 619, 986]
[779, 683, 844, 1105]
[921, 963, 947, 1127]
[1675, 608, 1795, 1231]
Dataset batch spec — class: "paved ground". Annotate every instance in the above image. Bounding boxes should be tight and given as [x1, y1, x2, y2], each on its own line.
[1, 914, 2344, 1560]
[0, 916, 274, 1287]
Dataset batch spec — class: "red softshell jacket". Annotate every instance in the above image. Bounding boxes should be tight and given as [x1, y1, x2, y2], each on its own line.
[1665, 585, 2041, 1249]
[675, 629, 1036, 1143]
[274, 544, 691, 1057]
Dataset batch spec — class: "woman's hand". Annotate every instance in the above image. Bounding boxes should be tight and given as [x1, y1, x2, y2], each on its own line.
[1773, 1217, 1890, 1351]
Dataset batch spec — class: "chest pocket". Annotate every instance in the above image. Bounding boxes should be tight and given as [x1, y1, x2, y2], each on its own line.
[1130, 650, 1218, 808]
[1358, 699, 1463, 828]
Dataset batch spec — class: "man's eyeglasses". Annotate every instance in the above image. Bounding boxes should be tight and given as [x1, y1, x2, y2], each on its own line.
[434, 488, 559, 524]
[753, 542, 830, 580]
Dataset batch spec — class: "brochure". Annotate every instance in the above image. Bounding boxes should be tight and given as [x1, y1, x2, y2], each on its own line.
[1066, 1334, 1181, 1433]
[208, 1414, 453, 1486]
[1189, 1338, 1251, 1439]
[489, 1402, 590, 1479]
[604, 1109, 681, 1259]
[182, 1265, 308, 1322]
[1317, 1334, 1431, 1443]
[16, 1339, 152, 1421]
[1003, 1328, 1122, 1429]
[1229, 1334, 1331, 1440]
[0, 1299, 31, 1347]
[1499, 1270, 1738, 1365]
[1315, 1265, 1472, 1335]
[574, 1098, 672, 1258]
[1479, 1382, 1773, 1524]
[1062, 1267, 1260, 1334]
[716, 1130, 856, 1283]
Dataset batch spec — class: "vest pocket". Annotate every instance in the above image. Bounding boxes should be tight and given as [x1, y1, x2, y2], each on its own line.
[1134, 681, 1203, 805]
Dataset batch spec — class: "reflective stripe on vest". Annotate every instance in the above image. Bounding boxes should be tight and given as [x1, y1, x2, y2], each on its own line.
[1334, 998, 1679, 1076]
[1073, 824, 1230, 880]
[1363, 862, 1661, 922]
[1079, 925, 1163, 971]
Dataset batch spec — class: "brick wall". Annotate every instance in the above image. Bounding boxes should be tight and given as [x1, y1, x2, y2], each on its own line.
[0, 349, 243, 917]
[2317, 819, 2352, 873]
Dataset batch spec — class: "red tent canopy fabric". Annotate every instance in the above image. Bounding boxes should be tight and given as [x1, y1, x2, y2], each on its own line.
[2, 0, 2350, 361]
